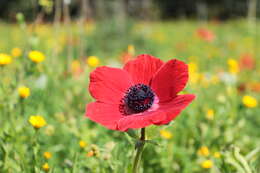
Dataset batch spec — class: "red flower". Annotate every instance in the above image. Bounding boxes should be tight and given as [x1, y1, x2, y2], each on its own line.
[239, 53, 255, 70]
[86, 54, 195, 131]
[197, 28, 215, 42]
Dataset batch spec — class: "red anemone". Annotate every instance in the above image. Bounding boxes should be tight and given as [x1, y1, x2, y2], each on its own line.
[86, 54, 195, 131]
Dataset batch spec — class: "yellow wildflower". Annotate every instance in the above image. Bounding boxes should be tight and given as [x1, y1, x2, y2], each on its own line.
[188, 62, 198, 73]
[127, 45, 135, 54]
[201, 160, 213, 169]
[160, 130, 173, 139]
[11, 48, 22, 57]
[227, 58, 239, 74]
[86, 56, 100, 67]
[42, 163, 50, 172]
[79, 140, 87, 148]
[18, 86, 30, 99]
[29, 115, 46, 129]
[206, 109, 214, 120]
[43, 152, 52, 159]
[0, 53, 12, 66]
[197, 146, 210, 156]
[242, 95, 258, 108]
[28, 50, 45, 63]
[213, 152, 221, 158]
[188, 62, 201, 84]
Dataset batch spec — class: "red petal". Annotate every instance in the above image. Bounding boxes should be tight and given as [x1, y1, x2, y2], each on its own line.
[117, 109, 167, 131]
[156, 94, 195, 125]
[89, 66, 133, 104]
[123, 54, 164, 85]
[151, 59, 188, 102]
[86, 102, 123, 130]
[117, 94, 195, 131]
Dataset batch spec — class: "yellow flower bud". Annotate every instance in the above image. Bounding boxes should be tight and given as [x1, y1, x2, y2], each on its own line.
[11, 48, 22, 57]
[18, 86, 30, 99]
[79, 140, 87, 148]
[0, 53, 12, 66]
[160, 130, 173, 139]
[227, 58, 239, 74]
[206, 109, 214, 120]
[42, 163, 50, 172]
[242, 95, 258, 108]
[29, 115, 47, 129]
[201, 160, 213, 169]
[43, 152, 52, 159]
[86, 56, 100, 67]
[197, 146, 210, 157]
[28, 50, 45, 63]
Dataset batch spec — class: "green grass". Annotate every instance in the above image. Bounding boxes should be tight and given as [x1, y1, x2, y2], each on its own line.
[0, 19, 260, 173]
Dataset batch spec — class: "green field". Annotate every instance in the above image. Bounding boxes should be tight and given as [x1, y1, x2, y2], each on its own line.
[0, 20, 260, 173]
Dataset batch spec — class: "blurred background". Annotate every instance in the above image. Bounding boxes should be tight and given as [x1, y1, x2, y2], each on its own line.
[0, 0, 260, 21]
[0, 0, 259, 173]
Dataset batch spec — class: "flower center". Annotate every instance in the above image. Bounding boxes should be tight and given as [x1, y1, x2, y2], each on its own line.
[120, 84, 155, 115]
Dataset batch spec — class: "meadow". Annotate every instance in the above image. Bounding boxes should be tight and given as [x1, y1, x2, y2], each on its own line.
[0, 18, 260, 173]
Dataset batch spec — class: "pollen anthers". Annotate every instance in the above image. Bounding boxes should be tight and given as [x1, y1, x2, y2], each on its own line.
[120, 84, 155, 115]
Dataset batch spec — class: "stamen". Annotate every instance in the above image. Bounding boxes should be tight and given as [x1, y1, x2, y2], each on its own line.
[120, 84, 155, 115]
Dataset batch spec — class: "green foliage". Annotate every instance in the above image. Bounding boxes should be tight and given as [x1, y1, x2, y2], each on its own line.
[0, 19, 260, 172]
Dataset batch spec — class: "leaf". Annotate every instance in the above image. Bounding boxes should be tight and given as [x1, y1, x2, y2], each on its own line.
[233, 147, 252, 173]
[225, 152, 245, 173]
[145, 140, 161, 147]
[126, 129, 139, 139]
[245, 146, 260, 161]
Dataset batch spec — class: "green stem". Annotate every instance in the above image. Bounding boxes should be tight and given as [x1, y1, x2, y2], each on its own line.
[32, 130, 39, 173]
[132, 128, 145, 173]
[20, 98, 25, 116]
[72, 152, 79, 173]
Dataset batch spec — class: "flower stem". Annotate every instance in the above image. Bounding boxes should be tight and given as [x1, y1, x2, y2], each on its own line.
[132, 128, 145, 173]
[72, 152, 79, 173]
[32, 130, 39, 173]
[20, 98, 25, 116]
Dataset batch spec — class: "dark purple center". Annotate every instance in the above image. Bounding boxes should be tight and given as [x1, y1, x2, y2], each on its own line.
[120, 84, 155, 115]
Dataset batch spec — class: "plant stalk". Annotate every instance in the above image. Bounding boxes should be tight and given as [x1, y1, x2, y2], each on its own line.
[132, 128, 145, 173]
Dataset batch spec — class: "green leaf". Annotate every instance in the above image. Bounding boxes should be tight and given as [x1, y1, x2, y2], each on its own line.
[126, 129, 139, 139]
[144, 140, 161, 147]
